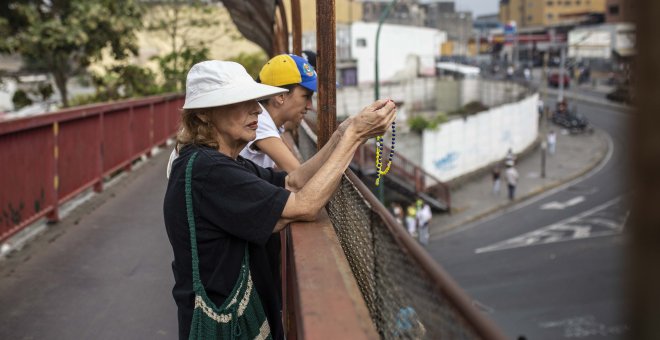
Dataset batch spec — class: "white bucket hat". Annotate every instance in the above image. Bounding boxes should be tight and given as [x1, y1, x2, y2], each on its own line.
[182, 60, 288, 109]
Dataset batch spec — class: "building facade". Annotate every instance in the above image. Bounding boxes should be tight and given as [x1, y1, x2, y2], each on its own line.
[499, 0, 607, 28]
[283, 0, 363, 33]
[605, 0, 634, 23]
[350, 22, 445, 83]
[361, 0, 426, 27]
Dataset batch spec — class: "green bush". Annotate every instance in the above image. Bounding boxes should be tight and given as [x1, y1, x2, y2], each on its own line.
[12, 89, 32, 110]
[449, 101, 489, 118]
[408, 112, 448, 133]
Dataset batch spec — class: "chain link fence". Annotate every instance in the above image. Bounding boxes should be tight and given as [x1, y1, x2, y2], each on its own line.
[297, 124, 503, 340]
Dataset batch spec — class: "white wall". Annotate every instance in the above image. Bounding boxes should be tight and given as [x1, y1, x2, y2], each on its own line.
[0, 78, 17, 112]
[336, 77, 437, 119]
[351, 22, 446, 83]
[568, 29, 612, 59]
[568, 23, 636, 60]
[422, 93, 539, 182]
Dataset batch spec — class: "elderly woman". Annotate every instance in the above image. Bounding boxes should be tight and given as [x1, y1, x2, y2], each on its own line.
[163, 60, 396, 340]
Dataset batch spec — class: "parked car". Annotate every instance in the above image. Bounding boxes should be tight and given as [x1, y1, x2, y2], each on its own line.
[548, 72, 570, 88]
[606, 85, 633, 104]
[551, 102, 590, 133]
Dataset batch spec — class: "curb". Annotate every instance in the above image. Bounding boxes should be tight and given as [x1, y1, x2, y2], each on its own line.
[435, 129, 610, 235]
[542, 88, 631, 111]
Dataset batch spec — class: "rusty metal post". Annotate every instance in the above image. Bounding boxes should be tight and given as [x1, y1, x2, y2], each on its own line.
[316, 0, 337, 149]
[277, 0, 290, 53]
[629, 0, 660, 338]
[291, 0, 302, 55]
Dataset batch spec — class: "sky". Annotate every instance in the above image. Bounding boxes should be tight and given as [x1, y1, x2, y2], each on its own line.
[454, 0, 499, 18]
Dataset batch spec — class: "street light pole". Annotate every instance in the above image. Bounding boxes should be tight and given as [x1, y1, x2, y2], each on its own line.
[558, 45, 566, 102]
[374, 0, 396, 203]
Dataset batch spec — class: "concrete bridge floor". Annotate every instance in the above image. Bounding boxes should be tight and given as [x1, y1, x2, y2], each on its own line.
[0, 148, 179, 339]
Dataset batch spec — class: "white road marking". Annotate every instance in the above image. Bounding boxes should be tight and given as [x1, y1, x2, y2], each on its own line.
[565, 196, 586, 206]
[476, 197, 624, 254]
[540, 196, 585, 210]
[539, 315, 628, 338]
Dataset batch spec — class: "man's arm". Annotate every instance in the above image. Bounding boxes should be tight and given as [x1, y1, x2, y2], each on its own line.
[254, 137, 301, 173]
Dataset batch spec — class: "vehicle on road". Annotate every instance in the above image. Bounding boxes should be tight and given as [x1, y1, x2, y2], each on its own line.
[551, 101, 591, 133]
[548, 71, 570, 88]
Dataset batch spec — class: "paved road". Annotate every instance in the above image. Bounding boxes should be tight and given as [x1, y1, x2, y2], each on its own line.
[429, 98, 629, 339]
[0, 149, 178, 340]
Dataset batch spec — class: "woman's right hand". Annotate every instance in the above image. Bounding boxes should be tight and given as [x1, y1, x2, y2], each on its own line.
[348, 99, 397, 143]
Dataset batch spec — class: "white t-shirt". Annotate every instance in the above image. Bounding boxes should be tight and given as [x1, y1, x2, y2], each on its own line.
[506, 167, 519, 186]
[417, 204, 432, 225]
[166, 147, 178, 179]
[239, 105, 283, 169]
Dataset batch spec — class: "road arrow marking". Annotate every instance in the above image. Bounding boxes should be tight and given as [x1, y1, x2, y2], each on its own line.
[476, 197, 623, 254]
[541, 195, 585, 210]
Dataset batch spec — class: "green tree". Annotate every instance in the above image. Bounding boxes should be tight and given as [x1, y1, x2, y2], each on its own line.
[12, 89, 32, 110]
[145, 0, 235, 91]
[2, 0, 143, 107]
[229, 52, 268, 79]
[89, 64, 160, 102]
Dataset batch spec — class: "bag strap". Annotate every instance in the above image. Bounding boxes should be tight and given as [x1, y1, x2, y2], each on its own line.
[184, 151, 249, 295]
[185, 152, 204, 292]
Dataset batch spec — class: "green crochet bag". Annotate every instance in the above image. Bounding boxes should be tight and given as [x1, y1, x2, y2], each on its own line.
[185, 152, 273, 340]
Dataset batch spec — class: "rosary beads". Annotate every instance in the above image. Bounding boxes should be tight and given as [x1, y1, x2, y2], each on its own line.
[375, 120, 396, 186]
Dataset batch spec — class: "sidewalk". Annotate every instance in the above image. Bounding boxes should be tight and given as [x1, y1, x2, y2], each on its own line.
[429, 127, 609, 238]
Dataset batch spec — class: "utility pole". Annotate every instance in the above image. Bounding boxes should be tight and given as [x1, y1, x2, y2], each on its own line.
[374, 0, 397, 203]
[541, 51, 549, 178]
[558, 45, 566, 102]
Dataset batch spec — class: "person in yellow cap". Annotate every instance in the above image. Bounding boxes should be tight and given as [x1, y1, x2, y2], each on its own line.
[406, 204, 418, 237]
[239, 54, 317, 172]
[165, 54, 317, 178]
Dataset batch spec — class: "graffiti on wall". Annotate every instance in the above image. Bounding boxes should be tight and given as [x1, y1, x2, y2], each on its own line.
[434, 152, 459, 171]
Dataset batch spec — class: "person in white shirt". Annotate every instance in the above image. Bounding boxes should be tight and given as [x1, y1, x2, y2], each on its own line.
[547, 130, 557, 155]
[505, 160, 519, 201]
[416, 200, 432, 246]
[240, 54, 317, 171]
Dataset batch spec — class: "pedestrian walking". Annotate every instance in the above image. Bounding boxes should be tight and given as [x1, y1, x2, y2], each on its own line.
[505, 148, 516, 163]
[492, 165, 501, 195]
[505, 160, 519, 201]
[405, 204, 417, 237]
[391, 202, 404, 226]
[547, 130, 557, 155]
[416, 201, 432, 246]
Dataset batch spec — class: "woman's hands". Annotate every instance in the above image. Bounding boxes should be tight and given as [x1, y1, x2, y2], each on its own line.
[346, 99, 397, 143]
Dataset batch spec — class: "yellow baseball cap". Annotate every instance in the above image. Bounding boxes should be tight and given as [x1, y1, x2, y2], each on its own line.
[259, 54, 317, 92]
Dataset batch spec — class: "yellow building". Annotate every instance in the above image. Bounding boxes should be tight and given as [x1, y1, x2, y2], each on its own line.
[283, 0, 362, 32]
[499, 0, 606, 28]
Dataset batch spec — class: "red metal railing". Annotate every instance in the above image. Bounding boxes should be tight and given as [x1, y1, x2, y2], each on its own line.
[0, 94, 183, 243]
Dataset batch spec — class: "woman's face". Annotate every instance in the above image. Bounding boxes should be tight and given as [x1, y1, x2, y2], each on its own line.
[210, 100, 262, 152]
